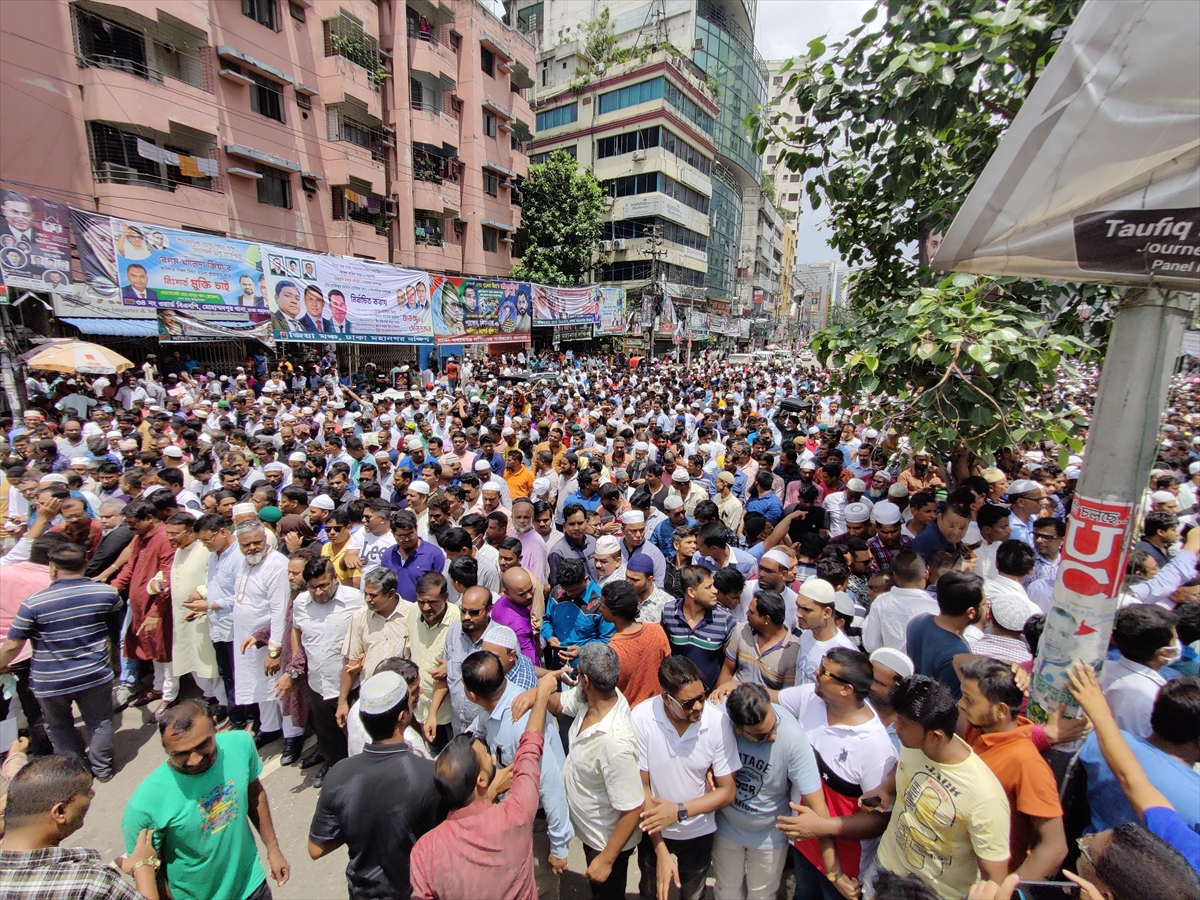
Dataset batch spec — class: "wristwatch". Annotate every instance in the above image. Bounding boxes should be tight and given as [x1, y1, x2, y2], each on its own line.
[130, 857, 161, 874]
[676, 803, 689, 822]
[285, 669, 303, 680]
[267, 647, 281, 659]
[826, 871, 844, 883]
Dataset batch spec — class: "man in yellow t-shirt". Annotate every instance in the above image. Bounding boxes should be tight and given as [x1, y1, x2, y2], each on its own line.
[502, 447, 534, 501]
[875, 675, 1011, 900]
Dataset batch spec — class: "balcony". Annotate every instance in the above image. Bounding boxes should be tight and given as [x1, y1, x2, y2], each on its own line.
[408, 102, 460, 153]
[408, 36, 457, 87]
[92, 179, 228, 232]
[80, 64, 218, 138]
[73, 4, 212, 90]
[414, 240, 462, 274]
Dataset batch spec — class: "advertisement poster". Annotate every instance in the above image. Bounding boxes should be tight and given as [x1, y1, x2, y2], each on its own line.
[533, 285, 599, 327]
[596, 287, 628, 334]
[158, 310, 274, 346]
[0, 189, 72, 291]
[1028, 496, 1133, 725]
[433, 277, 531, 345]
[261, 244, 433, 344]
[70, 208, 120, 295]
[102, 216, 266, 311]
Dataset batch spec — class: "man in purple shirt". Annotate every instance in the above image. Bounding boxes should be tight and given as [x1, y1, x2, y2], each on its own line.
[512, 498, 549, 584]
[380, 510, 446, 603]
[491, 566, 539, 668]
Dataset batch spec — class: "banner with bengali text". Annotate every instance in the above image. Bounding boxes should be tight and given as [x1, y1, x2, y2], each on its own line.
[433, 277, 531, 345]
[158, 310, 274, 347]
[596, 287, 628, 334]
[260, 243, 433, 344]
[533, 284, 600, 327]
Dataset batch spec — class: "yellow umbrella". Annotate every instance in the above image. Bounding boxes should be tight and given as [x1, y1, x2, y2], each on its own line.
[23, 340, 134, 375]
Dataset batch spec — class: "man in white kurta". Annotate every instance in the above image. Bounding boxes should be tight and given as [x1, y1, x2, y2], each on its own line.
[231, 523, 301, 744]
[164, 516, 220, 704]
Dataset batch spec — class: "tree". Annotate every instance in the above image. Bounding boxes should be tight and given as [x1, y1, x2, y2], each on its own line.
[752, 0, 1118, 461]
[511, 150, 605, 287]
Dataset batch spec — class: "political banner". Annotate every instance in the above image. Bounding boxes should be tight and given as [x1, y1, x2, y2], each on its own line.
[261, 244, 433, 344]
[157, 310, 274, 346]
[0, 188, 72, 291]
[70, 208, 120, 295]
[433, 277, 532, 345]
[596, 287, 628, 334]
[533, 284, 599, 327]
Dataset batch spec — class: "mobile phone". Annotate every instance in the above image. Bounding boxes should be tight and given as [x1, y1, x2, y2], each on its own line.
[860, 795, 883, 809]
[1016, 882, 1081, 899]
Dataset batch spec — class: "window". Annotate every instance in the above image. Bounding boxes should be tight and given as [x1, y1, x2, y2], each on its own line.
[481, 47, 494, 76]
[450, 33, 460, 52]
[257, 165, 291, 208]
[539, 61, 549, 87]
[788, 193, 798, 201]
[773, 76, 782, 86]
[767, 155, 776, 165]
[415, 211, 443, 245]
[88, 122, 215, 192]
[789, 173, 799, 182]
[601, 217, 708, 254]
[328, 107, 387, 159]
[73, 6, 205, 89]
[250, 73, 284, 122]
[289, 1, 306, 21]
[482, 227, 499, 252]
[332, 185, 390, 234]
[597, 77, 663, 114]
[535, 103, 577, 131]
[483, 110, 497, 138]
[663, 80, 716, 136]
[529, 145, 576, 165]
[602, 172, 709, 215]
[296, 91, 311, 110]
[242, 0, 279, 30]
[483, 171, 498, 196]
[323, 13, 380, 74]
[517, 2, 543, 33]
[596, 126, 712, 175]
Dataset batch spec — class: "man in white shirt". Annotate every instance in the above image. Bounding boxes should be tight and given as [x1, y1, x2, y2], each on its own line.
[630, 656, 740, 900]
[292, 556, 365, 772]
[861, 549, 940, 655]
[794, 578, 857, 685]
[973, 504, 1013, 581]
[1101, 604, 1179, 737]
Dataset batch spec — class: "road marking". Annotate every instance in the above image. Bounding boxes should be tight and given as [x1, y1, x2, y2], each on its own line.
[259, 736, 318, 780]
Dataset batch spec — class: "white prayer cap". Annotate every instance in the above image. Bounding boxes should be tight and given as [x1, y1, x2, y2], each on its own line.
[620, 510, 645, 525]
[106, 430, 122, 439]
[374, 451, 391, 460]
[310, 495, 336, 511]
[232, 502, 257, 517]
[39, 474, 69, 486]
[864, 429, 879, 440]
[264, 462, 286, 472]
[870, 648, 914, 679]
[1008, 479, 1041, 495]
[671, 468, 690, 483]
[762, 548, 792, 569]
[474, 460, 492, 473]
[634, 441, 649, 451]
[844, 502, 871, 524]
[1151, 490, 1176, 504]
[406, 437, 424, 451]
[70, 456, 92, 467]
[887, 483, 909, 498]
[532, 477, 550, 497]
[484, 624, 520, 651]
[289, 452, 308, 463]
[871, 501, 902, 526]
[663, 495, 684, 511]
[595, 535, 621, 555]
[481, 480, 503, 494]
[1065, 466, 1082, 480]
[358, 671, 408, 714]
[846, 478, 867, 493]
[408, 481, 431, 495]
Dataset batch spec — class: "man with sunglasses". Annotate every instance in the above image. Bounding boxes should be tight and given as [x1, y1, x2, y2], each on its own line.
[630, 656, 740, 900]
[713, 683, 840, 900]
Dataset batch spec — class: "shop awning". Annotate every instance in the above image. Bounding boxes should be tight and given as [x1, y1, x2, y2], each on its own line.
[62, 318, 250, 337]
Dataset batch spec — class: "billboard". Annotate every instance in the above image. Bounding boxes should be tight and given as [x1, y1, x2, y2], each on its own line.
[260, 243, 433, 344]
[158, 310, 274, 346]
[596, 287, 628, 334]
[533, 284, 599, 327]
[0, 189, 72, 291]
[433, 277, 531, 345]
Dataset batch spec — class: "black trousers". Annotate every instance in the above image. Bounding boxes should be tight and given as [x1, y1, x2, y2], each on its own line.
[0, 660, 51, 755]
[583, 844, 635, 900]
[428, 722, 452, 754]
[637, 832, 714, 900]
[308, 687, 349, 764]
[213, 641, 253, 726]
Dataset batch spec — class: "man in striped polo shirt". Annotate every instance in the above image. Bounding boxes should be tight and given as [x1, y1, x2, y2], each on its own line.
[1, 542, 121, 781]
[661, 565, 737, 691]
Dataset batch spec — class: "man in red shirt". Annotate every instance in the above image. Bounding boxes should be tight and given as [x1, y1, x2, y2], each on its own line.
[444, 357, 460, 391]
[409, 670, 559, 900]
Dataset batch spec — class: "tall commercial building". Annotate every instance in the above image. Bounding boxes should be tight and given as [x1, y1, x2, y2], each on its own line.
[510, 0, 767, 325]
[764, 58, 806, 223]
[0, 0, 534, 332]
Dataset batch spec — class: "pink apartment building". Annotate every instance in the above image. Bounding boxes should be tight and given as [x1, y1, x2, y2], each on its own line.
[0, 0, 534, 280]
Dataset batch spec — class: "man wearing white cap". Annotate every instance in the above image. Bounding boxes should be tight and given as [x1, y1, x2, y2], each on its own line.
[1177, 460, 1200, 515]
[593, 535, 626, 587]
[399, 437, 427, 475]
[618, 509, 666, 588]
[309, 669, 442, 898]
[822, 477, 868, 539]
[1006, 478, 1044, 547]
[793, 578, 857, 685]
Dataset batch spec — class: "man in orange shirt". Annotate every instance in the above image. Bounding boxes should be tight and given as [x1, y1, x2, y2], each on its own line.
[958, 657, 1067, 879]
[597, 581, 669, 709]
[503, 448, 535, 501]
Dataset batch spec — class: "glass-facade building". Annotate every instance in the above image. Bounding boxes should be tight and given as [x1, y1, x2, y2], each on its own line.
[692, 0, 767, 300]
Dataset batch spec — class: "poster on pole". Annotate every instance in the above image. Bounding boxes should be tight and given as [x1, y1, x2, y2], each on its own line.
[1028, 495, 1133, 726]
[260, 244, 433, 344]
[70, 208, 120, 294]
[433, 277, 531, 345]
[0, 189, 72, 291]
[596, 287, 628, 334]
[157, 310, 274, 346]
[533, 285, 599, 327]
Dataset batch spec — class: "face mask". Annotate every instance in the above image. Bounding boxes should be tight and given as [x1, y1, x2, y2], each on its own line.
[1161, 640, 1183, 662]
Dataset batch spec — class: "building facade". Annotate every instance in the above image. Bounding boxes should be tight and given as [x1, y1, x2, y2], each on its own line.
[510, 0, 766, 320]
[764, 57, 806, 223]
[0, 0, 533, 287]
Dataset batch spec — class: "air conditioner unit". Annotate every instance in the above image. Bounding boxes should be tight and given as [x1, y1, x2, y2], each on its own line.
[593, 62, 606, 76]
[599, 240, 613, 251]
[694, 38, 704, 49]
[613, 238, 628, 250]
[632, 149, 646, 161]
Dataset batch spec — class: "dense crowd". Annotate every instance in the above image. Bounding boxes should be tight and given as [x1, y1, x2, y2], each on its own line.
[0, 348, 1197, 900]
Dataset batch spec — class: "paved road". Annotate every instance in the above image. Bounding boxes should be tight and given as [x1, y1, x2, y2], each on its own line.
[62, 703, 652, 899]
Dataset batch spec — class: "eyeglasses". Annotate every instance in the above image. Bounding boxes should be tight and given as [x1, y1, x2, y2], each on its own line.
[739, 720, 779, 744]
[668, 691, 707, 711]
[1076, 836, 1096, 869]
[1034, 533, 1062, 542]
[324, 525, 344, 533]
[817, 665, 854, 686]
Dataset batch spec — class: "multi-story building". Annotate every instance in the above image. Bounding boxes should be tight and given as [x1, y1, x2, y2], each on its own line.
[739, 183, 781, 339]
[793, 259, 841, 340]
[764, 57, 806, 224]
[510, 0, 766, 322]
[523, 46, 717, 306]
[0, 0, 533, 302]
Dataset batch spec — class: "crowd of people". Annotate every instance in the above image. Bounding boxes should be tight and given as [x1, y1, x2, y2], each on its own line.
[0, 347, 1198, 900]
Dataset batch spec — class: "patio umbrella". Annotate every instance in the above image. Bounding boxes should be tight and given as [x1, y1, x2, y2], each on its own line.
[23, 340, 134, 375]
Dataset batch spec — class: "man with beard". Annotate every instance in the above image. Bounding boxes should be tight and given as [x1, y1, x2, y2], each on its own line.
[230, 521, 299, 752]
[123, 700, 291, 900]
[512, 497, 548, 583]
[897, 449, 945, 495]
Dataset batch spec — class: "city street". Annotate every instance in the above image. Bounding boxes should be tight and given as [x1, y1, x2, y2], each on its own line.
[64, 704, 645, 900]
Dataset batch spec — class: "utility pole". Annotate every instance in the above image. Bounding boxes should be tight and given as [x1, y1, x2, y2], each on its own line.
[644, 223, 665, 362]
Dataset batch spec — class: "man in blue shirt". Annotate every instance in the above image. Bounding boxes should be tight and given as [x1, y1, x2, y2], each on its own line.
[561, 470, 603, 519]
[910, 491, 973, 563]
[745, 471, 784, 525]
[542, 558, 611, 673]
[380, 509, 446, 603]
[662, 565, 736, 690]
[463, 649, 575, 896]
[651, 496, 696, 558]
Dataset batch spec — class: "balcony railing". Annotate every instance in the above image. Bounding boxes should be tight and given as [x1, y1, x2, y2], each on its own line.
[323, 13, 389, 84]
[74, 6, 211, 91]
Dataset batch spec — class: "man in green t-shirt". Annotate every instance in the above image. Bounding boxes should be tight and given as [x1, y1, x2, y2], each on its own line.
[122, 699, 290, 900]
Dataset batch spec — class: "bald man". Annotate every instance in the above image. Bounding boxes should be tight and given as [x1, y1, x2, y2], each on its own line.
[492, 567, 539, 668]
